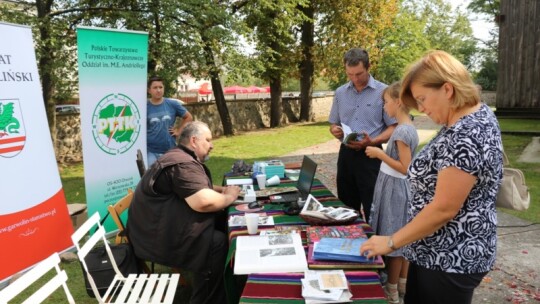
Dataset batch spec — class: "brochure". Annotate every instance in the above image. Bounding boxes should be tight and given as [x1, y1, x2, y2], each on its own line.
[228, 214, 274, 227]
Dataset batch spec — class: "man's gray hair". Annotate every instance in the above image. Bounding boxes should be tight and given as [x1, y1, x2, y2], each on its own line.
[343, 47, 370, 69]
[179, 121, 210, 144]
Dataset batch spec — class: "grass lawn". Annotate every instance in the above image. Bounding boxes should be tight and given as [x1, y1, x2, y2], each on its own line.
[11, 118, 539, 303]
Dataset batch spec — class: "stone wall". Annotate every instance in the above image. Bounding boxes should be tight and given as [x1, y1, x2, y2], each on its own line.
[54, 96, 333, 163]
[183, 96, 334, 137]
[56, 113, 83, 163]
[53, 91, 494, 162]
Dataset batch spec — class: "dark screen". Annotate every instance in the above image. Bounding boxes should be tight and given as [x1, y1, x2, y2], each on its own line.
[297, 156, 317, 199]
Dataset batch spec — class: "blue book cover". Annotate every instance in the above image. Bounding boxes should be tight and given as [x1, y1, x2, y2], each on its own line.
[313, 237, 371, 263]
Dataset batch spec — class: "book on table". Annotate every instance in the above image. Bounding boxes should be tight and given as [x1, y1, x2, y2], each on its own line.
[300, 195, 358, 221]
[234, 232, 308, 275]
[307, 244, 384, 269]
[306, 224, 367, 244]
[313, 237, 373, 263]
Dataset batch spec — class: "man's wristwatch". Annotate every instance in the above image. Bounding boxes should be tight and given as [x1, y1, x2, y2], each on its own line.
[388, 236, 397, 251]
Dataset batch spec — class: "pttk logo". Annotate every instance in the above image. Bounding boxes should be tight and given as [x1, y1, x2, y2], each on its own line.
[0, 99, 26, 158]
[91, 93, 141, 155]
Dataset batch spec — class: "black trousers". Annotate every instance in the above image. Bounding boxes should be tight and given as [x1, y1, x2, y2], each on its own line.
[190, 230, 227, 304]
[336, 144, 381, 222]
[405, 263, 487, 304]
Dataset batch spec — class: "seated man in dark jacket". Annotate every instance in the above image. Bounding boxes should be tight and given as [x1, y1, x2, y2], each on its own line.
[127, 121, 241, 304]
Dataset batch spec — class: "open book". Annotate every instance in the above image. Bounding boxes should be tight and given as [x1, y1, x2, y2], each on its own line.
[301, 195, 358, 221]
[340, 123, 358, 144]
[234, 233, 308, 275]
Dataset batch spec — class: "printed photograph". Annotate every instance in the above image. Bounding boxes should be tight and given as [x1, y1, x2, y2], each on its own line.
[259, 247, 296, 257]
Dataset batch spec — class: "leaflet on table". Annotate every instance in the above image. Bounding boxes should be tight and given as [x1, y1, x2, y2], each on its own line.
[234, 233, 308, 274]
[313, 237, 373, 263]
[228, 214, 274, 227]
[300, 195, 357, 221]
[302, 270, 352, 303]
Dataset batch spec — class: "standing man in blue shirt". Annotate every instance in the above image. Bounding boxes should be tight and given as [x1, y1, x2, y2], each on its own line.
[147, 76, 193, 166]
[328, 48, 397, 222]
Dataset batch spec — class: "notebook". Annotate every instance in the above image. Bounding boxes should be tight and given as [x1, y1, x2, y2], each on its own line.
[269, 155, 318, 204]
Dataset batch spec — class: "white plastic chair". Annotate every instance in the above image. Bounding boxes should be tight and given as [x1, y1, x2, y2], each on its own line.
[0, 252, 75, 304]
[71, 212, 180, 304]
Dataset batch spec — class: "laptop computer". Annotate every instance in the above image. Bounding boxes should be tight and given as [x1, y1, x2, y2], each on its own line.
[269, 155, 318, 204]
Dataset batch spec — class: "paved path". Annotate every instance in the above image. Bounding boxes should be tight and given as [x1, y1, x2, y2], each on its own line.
[280, 116, 540, 303]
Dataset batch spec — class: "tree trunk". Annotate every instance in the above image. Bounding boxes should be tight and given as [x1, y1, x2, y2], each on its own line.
[299, 4, 315, 122]
[211, 75, 234, 135]
[201, 36, 234, 135]
[36, 1, 56, 143]
[269, 77, 282, 128]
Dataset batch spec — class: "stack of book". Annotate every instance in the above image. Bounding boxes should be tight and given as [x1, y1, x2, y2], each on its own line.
[306, 225, 384, 268]
[301, 270, 352, 303]
[312, 237, 373, 263]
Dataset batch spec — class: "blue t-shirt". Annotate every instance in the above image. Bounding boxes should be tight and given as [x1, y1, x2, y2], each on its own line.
[404, 103, 503, 274]
[147, 98, 188, 154]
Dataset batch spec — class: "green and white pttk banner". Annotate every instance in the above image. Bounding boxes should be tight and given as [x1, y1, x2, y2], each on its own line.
[77, 27, 148, 232]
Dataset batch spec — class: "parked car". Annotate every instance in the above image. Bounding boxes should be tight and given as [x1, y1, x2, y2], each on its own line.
[56, 105, 80, 114]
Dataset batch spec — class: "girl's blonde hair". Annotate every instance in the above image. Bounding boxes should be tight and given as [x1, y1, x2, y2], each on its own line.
[383, 81, 411, 113]
[400, 50, 479, 110]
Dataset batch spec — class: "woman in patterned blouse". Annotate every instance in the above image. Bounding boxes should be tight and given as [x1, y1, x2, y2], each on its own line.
[360, 50, 503, 304]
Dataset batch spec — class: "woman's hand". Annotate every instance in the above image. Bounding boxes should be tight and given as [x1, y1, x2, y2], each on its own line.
[360, 235, 393, 258]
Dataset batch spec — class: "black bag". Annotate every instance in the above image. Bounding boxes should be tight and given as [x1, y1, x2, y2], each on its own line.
[81, 243, 141, 297]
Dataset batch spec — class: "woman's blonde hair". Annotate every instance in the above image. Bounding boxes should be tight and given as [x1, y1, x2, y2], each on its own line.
[400, 50, 479, 110]
[383, 81, 412, 113]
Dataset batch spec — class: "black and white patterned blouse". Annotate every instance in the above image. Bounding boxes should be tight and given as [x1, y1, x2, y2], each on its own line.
[404, 103, 503, 274]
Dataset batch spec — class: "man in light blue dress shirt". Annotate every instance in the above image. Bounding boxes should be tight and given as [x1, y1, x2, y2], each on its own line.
[328, 48, 397, 222]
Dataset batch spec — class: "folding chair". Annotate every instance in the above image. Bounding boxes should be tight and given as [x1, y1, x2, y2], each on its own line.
[0, 252, 75, 304]
[108, 190, 187, 284]
[107, 189, 134, 245]
[72, 212, 180, 304]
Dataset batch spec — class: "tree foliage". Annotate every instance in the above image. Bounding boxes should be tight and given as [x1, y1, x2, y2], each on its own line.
[243, 0, 308, 127]
[315, 0, 398, 89]
[375, 0, 477, 84]
[468, 0, 500, 90]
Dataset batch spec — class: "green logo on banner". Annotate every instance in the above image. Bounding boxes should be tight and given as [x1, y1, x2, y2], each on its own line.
[92, 93, 141, 155]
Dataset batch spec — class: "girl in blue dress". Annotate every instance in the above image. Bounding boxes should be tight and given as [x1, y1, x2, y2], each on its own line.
[365, 81, 419, 303]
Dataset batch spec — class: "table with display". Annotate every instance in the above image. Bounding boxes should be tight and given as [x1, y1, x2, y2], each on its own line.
[223, 176, 387, 303]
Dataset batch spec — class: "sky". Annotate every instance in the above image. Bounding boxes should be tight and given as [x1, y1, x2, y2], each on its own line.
[451, 0, 497, 44]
